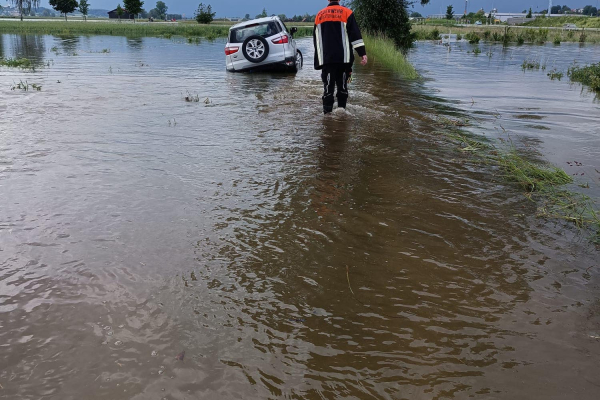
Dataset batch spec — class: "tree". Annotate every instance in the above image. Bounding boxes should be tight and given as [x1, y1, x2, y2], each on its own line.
[244, 13, 250, 20]
[123, 0, 144, 22]
[526, 7, 532, 18]
[79, 0, 89, 21]
[116, 3, 124, 20]
[583, 5, 598, 15]
[277, 14, 286, 21]
[551, 5, 561, 14]
[10, 0, 40, 21]
[255, 8, 267, 19]
[349, 0, 430, 49]
[155, 1, 167, 19]
[445, 5, 454, 20]
[49, 0, 79, 21]
[410, 11, 422, 18]
[195, 3, 215, 24]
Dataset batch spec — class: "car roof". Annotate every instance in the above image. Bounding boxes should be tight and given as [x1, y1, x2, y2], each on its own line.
[230, 16, 281, 30]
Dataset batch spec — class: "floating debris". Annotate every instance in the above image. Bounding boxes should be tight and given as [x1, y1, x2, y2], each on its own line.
[175, 351, 185, 361]
[184, 91, 200, 102]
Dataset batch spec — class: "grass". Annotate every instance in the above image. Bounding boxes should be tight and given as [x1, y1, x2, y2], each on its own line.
[362, 34, 419, 79]
[0, 20, 231, 38]
[184, 91, 200, 102]
[497, 151, 572, 192]
[464, 32, 481, 44]
[0, 57, 33, 69]
[524, 15, 600, 29]
[412, 25, 600, 44]
[11, 80, 42, 91]
[434, 116, 599, 239]
[547, 69, 564, 80]
[522, 58, 541, 70]
[567, 62, 600, 91]
[0, 20, 314, 39]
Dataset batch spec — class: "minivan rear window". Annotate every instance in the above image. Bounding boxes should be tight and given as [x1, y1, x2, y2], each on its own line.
[229, 22, 282, 43]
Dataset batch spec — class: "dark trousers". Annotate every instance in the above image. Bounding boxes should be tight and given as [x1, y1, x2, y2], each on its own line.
[321, 64, 350, 113]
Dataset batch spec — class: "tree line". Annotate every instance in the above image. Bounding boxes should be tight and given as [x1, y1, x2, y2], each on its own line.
[549, 4, 599, 16]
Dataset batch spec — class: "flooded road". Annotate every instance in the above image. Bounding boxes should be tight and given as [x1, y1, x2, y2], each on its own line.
[1, 35, 599, 399]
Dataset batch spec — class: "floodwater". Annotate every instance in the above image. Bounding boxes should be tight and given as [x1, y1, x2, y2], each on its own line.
[0, 34, 599, 400]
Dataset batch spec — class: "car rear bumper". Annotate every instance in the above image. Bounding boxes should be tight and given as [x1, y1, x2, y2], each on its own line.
[227, 56, 296, 73]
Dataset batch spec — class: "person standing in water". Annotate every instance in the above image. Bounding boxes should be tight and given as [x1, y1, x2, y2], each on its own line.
[313, 0, 368, 114]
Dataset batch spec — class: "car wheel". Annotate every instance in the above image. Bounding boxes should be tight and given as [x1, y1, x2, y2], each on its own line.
[242, 35, 269, 63]
[293, 50, 303, 73]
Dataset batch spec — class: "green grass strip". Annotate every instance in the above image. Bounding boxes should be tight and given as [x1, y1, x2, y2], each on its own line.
[363, 34, 419, 79]
[524, 15, 600, 29]
[0, 20, 314, 40]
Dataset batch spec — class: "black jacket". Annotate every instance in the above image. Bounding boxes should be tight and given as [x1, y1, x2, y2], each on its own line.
[313, 2, 367, 70]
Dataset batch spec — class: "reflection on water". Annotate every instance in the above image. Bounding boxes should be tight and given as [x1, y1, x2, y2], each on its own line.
[0, 34, 599, 400]
[56, 35, 80, 55]
[4, 35, 46, 66]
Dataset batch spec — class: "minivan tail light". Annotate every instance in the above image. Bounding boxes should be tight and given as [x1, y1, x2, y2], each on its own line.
[271, 36, 289, 44]
[225, 46, 239, 55]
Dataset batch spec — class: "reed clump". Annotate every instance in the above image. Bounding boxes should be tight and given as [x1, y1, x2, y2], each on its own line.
[523, 15, 600, 29]
[568, 63, 600, 91]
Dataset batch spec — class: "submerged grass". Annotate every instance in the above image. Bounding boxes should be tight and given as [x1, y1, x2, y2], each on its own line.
[568, 62, 600, 91]
[0, 57, 33, 69]
[363, 34, 418, 79]
[497, 151, 572, 192]
[434, 116, 599, 239]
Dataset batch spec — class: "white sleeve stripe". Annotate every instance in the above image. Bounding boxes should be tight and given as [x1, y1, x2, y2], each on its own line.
[352, 43, 365, 49]
[351, 39, 364, 46]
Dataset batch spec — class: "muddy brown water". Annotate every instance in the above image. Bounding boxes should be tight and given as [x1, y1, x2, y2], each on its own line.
[1, 35, 599, 399]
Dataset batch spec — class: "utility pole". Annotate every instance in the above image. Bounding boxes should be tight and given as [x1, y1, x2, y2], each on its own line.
[548, 0, 552, 16]
[464, 0, 468, 15]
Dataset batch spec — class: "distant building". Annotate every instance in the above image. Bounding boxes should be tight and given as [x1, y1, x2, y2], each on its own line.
[108, 8, 134, 19]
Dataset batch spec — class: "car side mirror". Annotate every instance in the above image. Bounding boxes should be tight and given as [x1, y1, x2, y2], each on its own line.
[290, 27, 298, 35]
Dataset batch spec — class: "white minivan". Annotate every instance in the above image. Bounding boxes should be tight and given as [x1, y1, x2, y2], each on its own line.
[225, 16, 303, 73]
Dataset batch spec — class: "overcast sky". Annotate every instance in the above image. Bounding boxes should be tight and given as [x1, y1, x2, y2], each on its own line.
[30, 0, 600, 17]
